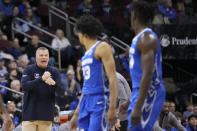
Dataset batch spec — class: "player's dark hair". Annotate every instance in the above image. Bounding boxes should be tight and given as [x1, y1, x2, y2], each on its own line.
[132, 0, 154, 26]
[75, 15, 104, 39]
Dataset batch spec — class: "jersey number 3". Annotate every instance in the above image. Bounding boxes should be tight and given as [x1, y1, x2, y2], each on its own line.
[83, 66, 90, 80]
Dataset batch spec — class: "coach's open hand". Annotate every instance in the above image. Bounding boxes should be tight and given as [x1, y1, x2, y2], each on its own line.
[131, 107, 141, 126]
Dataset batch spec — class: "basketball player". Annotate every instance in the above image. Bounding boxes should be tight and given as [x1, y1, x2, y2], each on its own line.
[120, 1, 166, 131]
[70, 15, 117, 131]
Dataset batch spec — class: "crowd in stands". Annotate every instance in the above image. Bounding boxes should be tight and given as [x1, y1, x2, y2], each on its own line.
[0, 0, 197, 131]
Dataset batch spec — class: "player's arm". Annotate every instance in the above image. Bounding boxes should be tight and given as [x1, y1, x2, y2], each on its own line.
[95, 42, 117, 126]
[70, 94, 83, 129]
[135, 33, 158, 110]
[131, 33, 158, 126]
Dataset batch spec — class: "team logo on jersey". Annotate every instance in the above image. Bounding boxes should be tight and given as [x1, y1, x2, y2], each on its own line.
[34, 73, 40, 79]
[160, 34, 170, 47]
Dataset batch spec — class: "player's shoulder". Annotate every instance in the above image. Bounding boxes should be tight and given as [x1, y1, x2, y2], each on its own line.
[96, 41, 111, 51]
[141, 32, 157, 44]
[95, 41, 112, 58]
[139, 32, 158, 50]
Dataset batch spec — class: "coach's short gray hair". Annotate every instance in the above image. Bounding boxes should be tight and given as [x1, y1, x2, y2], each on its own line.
[36, 47, 49, 54]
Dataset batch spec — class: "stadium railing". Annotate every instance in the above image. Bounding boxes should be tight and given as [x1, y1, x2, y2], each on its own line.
[48, 5, 128, 52]
[49, 5, 71, 39]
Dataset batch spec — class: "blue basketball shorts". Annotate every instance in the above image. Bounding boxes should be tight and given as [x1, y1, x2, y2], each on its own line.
[78, 93, 109, 131]
[127, 85, 165, 131]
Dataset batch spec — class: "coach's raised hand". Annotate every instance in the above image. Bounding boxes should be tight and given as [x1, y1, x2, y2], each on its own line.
[45, 77, 56, 85]
[42, 71, 51, 81]
[42, 71, 56, 85]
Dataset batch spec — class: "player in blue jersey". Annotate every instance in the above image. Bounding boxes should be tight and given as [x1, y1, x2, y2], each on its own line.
[119, 1, 166, 131]
[70, 15, 117, 131]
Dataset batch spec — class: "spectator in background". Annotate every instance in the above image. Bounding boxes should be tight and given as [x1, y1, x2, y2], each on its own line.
[156, 101, 187, 131]
[0, 30, 8, 40]
[25, 35, 41, 62]
[6, 69, 18, 88]
[7, 60, 22, 80]
[0, 0, 13, 16]
[17, 55, 28, 74]
[0, 9, 6, 23]
[57, 68, 81, 111]
[124, 0, 133, 23]
[64, 69, 81, 110]
[176, 1, 185, 23]
[0, 56, 8, 80]
[7, 60, 18, 71]
[1, 6, 21, 40]
[120, 47, 130, 73]
[51, 29, 71, 51]
[6, 38, 23, 59]
[51, 29, 73, 67]
[0, 74, 7, 97]
[158, 0, 176, 23]
[99, 0, 113, 32]
[174, 111, 183, 124]
[75, 59, 83, 87]
[20, 8, 41, 32]
[194, 105, 197, 115]
[67, 64, 74, 71]
[169, 101, 176, 114]
[183, 103, 194, 120]
[18, 0, 31, 17]
[4, 80, 22, 109]
[183, 1, 196, 24]
[77, 0, 96, 16]
[186, 114, 197, 131]
[6, 101, 22, 127]
[100, 0, 113, 20]
[66, 69, 81, 97]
